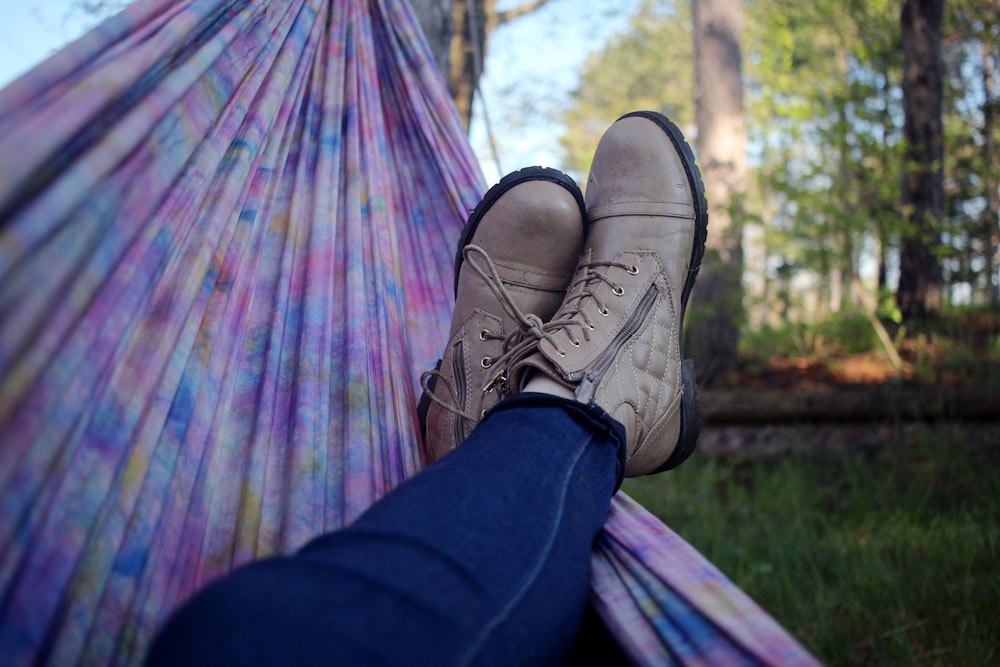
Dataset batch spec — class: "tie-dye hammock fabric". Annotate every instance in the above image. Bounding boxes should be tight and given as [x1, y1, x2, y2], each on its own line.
[0, 1, 820, 665]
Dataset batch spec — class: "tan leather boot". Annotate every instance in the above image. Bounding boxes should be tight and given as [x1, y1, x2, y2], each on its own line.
[507, 112, 707, 476]
[419, 167, 586, 462]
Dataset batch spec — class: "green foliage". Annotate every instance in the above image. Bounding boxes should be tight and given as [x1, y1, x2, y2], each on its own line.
[740, 310, 880, 370]
[816, 311, 880, 355]
[747, 0, 906, 320]
[624, 427, 1000, 666]
[878, 288, 904, 324]
[560, 0, 693, 176]
[560, 0, 999, 331]
[901, 308, 1000, 385]
[938, 2, 1000, 306]
[739, 321, 817, 363]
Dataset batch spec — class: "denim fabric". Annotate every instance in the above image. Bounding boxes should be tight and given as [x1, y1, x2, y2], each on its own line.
[146, 394, 626, 666]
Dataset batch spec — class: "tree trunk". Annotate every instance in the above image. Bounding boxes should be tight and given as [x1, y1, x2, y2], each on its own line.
[410, 0, 495, 130]
[877, 61, 894, 294]
[414, 0, 556, 130]
[447, 0, 489, 129]
[816, 248, 830, 320]
[701, 386, 1000, 424]
[982, 42, 999, 308]
[897, 0, 944, 323]
[835, 96, 856, 313]
[411, 0, 454, 78]
[687, 0, 746, 386]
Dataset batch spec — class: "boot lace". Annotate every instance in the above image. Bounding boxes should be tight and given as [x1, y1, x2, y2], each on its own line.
[420, 244, 562, 417]
[516, 258, 637, 358]
[480, 254, 639, 391]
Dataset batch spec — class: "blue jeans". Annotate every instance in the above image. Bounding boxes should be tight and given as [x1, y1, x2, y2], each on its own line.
[146, 393, 627, 666]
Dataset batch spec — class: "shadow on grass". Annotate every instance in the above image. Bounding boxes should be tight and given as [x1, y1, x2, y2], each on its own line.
[623, 423, 1000, 667]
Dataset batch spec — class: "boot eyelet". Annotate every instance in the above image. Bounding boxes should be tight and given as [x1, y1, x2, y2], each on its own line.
[481, 409, 487, 418]
[612, 285, 624, 297]
[557, 349, 567, 357]
[481, 357, 493, 368]
[586, 321, 595, 330]
[479, 329, 490, 340]
[571, 339, 581, 347]
[599, 307, 610, 317]
[626, 264, 639, 275]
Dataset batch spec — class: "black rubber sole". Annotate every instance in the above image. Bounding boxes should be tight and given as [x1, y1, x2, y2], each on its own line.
[617, 111, 708, 473]
[415, 358, 440, 460]
[452, 166, 586, 296]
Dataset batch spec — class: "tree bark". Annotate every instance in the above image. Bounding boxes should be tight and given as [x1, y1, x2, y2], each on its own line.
[982, 42, 999, 308]
[411, 0, 454, 78]
[447, 0, 488, 129]
[698, 422, 999, 460]
[877, 60, 894, 293]
[417, 0, 557, 130]
[686, 0, 747, 387]
[897, 0, 945, 322]
[700, 386, 1000, 424]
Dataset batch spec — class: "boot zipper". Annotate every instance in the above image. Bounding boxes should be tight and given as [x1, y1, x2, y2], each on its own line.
[571, 283, 658, 404]
[483, 370, 507, 395]
[452, 339, 467, 443]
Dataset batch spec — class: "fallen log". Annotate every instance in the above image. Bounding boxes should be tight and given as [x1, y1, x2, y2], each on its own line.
[698, 386, 1000, 424]
[696, 421, 1000, 459]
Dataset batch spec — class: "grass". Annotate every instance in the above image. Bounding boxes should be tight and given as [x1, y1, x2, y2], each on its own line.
[623, 425, 1000, 666]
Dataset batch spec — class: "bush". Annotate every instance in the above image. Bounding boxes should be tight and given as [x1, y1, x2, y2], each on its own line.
[816, 310, 880, 355]
[739, 322, 817, 365]
[740, 311, 880, 364]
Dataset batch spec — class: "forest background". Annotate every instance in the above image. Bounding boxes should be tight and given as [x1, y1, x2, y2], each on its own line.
[3, 1, 998, 664]
[433, 0, 1000, 398]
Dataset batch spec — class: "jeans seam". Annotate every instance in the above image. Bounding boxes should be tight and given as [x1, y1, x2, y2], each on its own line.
[455, 431, 595, 666]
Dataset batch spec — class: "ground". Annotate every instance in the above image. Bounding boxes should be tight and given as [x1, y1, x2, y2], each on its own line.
[735, 311, 1000, 391]
[699, 312, 1000, 458]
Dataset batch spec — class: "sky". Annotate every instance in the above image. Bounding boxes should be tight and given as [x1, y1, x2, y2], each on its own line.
[0, 2, 99, 88]
[0, 0, 639, 184]
[469, 0, 640, 183]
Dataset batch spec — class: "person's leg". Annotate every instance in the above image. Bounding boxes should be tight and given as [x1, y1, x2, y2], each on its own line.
[146, 393, 624, 667]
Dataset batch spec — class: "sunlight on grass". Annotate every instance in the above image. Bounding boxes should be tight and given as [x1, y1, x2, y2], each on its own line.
[624, 425, 999, 666]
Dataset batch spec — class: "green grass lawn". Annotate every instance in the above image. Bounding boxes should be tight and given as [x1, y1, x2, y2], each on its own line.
[623, 424, 1000, 666]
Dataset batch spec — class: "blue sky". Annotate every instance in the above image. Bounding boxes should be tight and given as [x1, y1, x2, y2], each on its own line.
[470, 0, 640, 182]
[0, 2, 98, 88]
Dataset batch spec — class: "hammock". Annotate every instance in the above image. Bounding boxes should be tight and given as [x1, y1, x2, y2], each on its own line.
[0, 1, 821, 664]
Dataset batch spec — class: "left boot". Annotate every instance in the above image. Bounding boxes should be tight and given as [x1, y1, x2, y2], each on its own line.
[419, 167, 586, 463]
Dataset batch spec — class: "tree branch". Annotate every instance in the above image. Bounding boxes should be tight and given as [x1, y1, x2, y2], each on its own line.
[495, 0, 557, 27]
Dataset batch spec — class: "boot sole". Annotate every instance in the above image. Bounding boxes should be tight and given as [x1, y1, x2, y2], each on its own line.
[618, 111, 708, 472]
[452, 166, 587, 296]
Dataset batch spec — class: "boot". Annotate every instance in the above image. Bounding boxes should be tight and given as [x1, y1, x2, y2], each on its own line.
[507, 112, 708, 476]
[419, 167, 586, 462]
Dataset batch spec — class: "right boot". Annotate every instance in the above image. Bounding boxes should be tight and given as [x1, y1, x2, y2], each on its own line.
[506, 112, 708, 477]
[419, 167, 587, 463]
